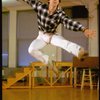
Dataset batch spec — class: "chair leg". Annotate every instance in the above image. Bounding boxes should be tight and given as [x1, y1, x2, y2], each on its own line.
[89, 69, 93, 90]
[81, 69, 85, 90]
[97, 79, 99, 90]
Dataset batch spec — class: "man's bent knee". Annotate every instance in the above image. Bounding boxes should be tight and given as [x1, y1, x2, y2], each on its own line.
[28, 47, 36, 55]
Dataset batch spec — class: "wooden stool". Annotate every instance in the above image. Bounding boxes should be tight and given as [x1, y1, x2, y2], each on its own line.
[81, 69, 93, 90]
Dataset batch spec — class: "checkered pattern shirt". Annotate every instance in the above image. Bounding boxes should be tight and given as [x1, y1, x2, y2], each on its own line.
[24, 0, 85, 34]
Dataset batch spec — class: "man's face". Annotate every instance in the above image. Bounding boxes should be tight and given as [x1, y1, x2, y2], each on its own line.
[49, 0, 60, 8]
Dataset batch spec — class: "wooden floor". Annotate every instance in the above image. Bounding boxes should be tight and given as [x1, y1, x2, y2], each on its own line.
[2, 87, 99, 100]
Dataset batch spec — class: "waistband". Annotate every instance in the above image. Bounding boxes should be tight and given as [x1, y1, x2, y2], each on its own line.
[39, 30, 56, 35]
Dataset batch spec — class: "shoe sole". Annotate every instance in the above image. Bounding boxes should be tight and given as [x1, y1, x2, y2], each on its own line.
[80, 53, 88, 61]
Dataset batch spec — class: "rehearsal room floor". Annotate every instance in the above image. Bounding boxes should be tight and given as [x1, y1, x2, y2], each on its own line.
[2, 87, 99, 100]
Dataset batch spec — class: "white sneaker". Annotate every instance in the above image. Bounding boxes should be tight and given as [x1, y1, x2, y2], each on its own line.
[43, 55, 49, 65]
[78, 48, 88, 61]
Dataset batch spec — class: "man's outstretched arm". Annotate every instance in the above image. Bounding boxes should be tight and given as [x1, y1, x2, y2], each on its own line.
[17, 0, 42, 12]
[59, 10, 96, 38]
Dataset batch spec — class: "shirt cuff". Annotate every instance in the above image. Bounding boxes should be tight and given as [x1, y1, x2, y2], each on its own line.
[80, 26, 87, 32]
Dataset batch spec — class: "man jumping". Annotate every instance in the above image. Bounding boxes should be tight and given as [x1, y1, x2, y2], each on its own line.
[18, 0, 95, 65]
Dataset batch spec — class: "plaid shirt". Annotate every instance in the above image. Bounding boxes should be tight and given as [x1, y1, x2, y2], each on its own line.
[24, 0, 85, 34]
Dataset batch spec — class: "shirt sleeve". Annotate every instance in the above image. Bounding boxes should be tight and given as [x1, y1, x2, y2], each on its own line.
[59, 10, 86, 32]
[23, 0, 42, 12]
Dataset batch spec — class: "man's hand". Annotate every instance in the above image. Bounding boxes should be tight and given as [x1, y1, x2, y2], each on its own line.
[84, 29, 96, 38]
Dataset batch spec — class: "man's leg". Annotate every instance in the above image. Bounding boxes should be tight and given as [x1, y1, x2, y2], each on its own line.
[50, 34, 88, 59]
[28, 39, 49, 64]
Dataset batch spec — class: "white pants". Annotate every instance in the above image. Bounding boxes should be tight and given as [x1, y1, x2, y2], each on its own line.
[28, 31, 81, 64]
